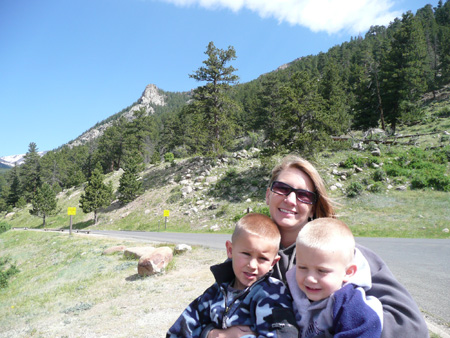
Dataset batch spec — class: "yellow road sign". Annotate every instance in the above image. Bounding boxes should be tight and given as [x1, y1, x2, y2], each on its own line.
[163, 210, 170, 217]
[68, 207, 76, 216]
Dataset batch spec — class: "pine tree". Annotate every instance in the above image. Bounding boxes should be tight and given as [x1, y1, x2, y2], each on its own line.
[96, 117, 126, 172]
[189, 41, 240, 155]
[29, 183, 57, 227]
[6, 165, 21, 207]
[382, 12, 429, 132]
[319, 61, 351, 135]
[435, 0, 450, 87]
[353, 26, 389, 130]
[117, 153, 143, 205]
[79, 163, 113, 224]
[275, 71, 328, 154]
[20, 142, 41, 202]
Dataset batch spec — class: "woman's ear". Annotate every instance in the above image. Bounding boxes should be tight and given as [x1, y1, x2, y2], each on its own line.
[265, 187, 271, 205]
[225, 240, 233, 259]
[343, 264, 357, 282]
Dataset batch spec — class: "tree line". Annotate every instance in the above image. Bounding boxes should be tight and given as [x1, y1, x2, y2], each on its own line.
[0, 1, 449, 218]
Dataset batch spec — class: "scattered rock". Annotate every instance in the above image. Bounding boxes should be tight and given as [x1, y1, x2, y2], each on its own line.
[210, 224, 221, 232]
[102, 245, 126, 255]
[443, 228, 449, 233]
[174, 244, 192, 254]
[124, 246, 156, 259]
[371, 148, 381, 156]
[138, 246, 173, 276]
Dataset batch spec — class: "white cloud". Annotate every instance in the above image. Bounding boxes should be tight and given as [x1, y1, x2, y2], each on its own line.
[159, 0, 403, 34]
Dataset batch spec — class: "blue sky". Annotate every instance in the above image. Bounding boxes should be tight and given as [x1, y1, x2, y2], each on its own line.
[0, 0, 438, 157]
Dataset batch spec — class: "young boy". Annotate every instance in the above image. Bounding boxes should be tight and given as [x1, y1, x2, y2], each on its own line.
[286, 218, 383, 338]
[166, 213, 298, 338]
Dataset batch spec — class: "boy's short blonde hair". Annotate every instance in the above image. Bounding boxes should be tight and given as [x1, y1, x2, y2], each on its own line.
[296, 218, 355, 264]
[232, 213, 281, 251]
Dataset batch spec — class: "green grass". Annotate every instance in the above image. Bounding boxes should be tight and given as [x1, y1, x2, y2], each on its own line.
[337, 190, 450, 238]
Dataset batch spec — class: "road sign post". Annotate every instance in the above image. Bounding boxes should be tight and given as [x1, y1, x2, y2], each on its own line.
[67, 207, 76, 235]
[163, 210, 170, 230]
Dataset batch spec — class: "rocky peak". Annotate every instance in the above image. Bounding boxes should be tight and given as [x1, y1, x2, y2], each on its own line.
[124, 84, 166, 120]
[68, 84, 166, 147]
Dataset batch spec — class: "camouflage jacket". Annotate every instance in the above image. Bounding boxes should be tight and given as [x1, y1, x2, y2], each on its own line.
[166, 260, 298, 338]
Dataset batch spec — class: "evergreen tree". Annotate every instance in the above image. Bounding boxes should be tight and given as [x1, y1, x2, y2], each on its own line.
[117, 153, 143, 205]
[129, 109, 159, 164]
[275, 71, 328, 154]
[6, 165, 21, 207]
[96, 117, 126, 172]
[29, 183, 57, 227]
[0, 175, 9, 212]
[416, 4, 441, 97]
[435, 0, 450, 87]
[20, 142, 41, 201]
[79, 163, 113, 224]
[189, 41, 240, 155]
[353, 26, 389, 130]
[319, 61, 351, 135]
[255, 76, 284, 150]
[382, 12, 430, 131]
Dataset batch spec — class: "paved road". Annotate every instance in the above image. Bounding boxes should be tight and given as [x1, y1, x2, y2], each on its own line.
[91, 230, 450, 333]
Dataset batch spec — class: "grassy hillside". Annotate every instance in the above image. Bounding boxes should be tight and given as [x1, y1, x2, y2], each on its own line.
[2, 95, 450, 239]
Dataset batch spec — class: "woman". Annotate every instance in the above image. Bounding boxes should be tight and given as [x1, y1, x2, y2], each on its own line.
[205, 155, 428, 338]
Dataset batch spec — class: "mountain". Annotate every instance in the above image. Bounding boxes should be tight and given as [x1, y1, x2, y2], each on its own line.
[67, 84, 187, 148]
[0, 152, 47, 168]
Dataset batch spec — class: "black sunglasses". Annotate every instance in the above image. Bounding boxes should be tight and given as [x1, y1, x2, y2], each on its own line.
[270, 181, 317, 205]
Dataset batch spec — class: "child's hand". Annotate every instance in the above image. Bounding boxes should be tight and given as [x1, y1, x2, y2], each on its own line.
[208, 325, 256, 338]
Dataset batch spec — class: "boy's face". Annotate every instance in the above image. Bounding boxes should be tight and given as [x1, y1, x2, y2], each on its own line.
[295, 243, 356, 302]
[226, 233, 280, 290]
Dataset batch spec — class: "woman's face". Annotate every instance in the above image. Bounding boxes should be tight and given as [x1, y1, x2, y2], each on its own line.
[266, 166, 315, 238]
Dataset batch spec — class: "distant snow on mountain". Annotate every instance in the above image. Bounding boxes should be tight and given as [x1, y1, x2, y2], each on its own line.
[0, 152, 46, 168]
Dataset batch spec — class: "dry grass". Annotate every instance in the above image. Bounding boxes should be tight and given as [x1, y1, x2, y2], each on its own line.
[0, 230, 226, 338]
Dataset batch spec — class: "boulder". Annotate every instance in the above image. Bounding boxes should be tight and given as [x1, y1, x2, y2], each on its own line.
[102, 245, 126, 255]
[138, 246, 173, 276]
[174, 244, 192, 254]
[124, 246, 156, 259]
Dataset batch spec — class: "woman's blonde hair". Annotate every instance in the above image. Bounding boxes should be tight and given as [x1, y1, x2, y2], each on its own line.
[269, 155, 336, 219]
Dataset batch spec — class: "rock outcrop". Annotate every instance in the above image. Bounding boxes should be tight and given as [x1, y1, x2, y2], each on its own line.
[68, 84, 166, 147]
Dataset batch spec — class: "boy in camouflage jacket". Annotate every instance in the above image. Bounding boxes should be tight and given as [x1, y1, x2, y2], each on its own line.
[166, 213, 298, 338]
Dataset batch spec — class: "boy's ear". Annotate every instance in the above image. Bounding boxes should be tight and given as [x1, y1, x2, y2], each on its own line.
[343, 264, 357, 282]
[225, 240, 233, 259]
[271, 254, 281, 268]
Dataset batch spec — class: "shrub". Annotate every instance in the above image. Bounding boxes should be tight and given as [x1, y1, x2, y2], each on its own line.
[151, 151, 161, 164]
[15, 196, 27, 209]
[369, 182, 385, 193]
[341, 155, 366, 169]
[346, 182, 364, 198]
[373, 169, 387, 182]
[172, 146, 189, 159]
[437, 106, 450, 117]
[164, 152, 175, 163]
[411, 174, 427, 190]
[0, 222, 11, 234]
[0, 256, 19, 289]
[167, 186, 183, 203]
